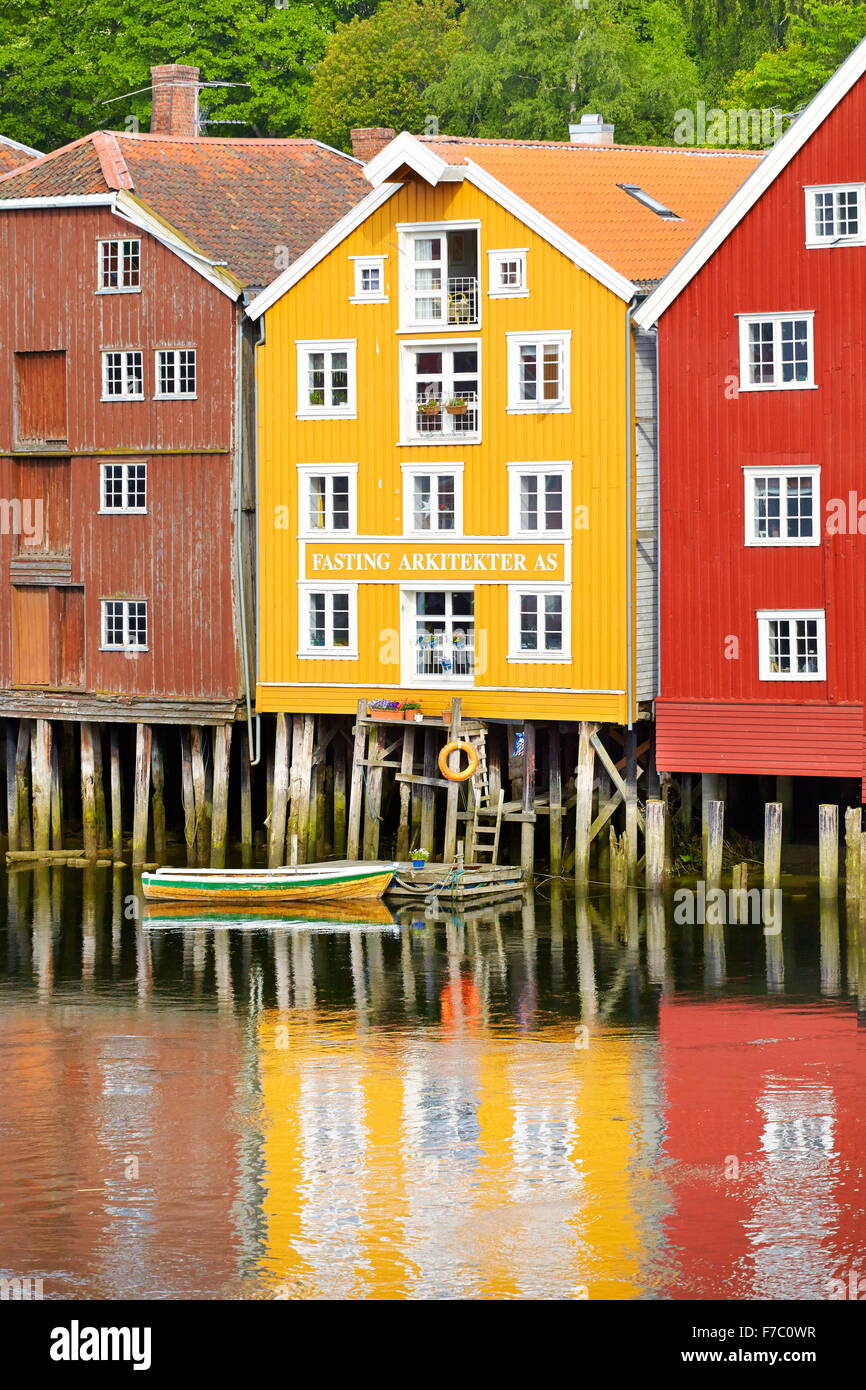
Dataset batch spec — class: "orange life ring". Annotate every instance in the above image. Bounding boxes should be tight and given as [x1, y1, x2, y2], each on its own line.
[438, 740, 478, 782]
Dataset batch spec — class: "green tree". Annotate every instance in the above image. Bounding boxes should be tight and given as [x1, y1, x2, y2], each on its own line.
[675, 0, 794, 96]
[0, 0, 374, 150]
[306, 0, 463, 149]
[726, 0, 866, 112]
[425, 0, 701, 146]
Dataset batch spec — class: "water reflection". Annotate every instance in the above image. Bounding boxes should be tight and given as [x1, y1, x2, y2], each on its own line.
[0, 869, 864, 1300]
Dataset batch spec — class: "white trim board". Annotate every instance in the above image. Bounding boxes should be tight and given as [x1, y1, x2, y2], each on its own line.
[634, 34, 866, 329]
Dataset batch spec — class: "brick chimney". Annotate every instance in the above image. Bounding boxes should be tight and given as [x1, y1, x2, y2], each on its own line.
[150, 64, 200, 137]
[350, 127, 396, 163]
[568, 113, 615, 146]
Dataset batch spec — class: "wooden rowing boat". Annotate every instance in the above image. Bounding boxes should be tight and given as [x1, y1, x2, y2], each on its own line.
[143, 899, 398, 930]
[140, 860, 398, 905]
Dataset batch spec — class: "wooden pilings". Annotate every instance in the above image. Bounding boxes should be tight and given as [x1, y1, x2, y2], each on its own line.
[109, 729, 122, 860]
[269, 713, 290, 868]
[764, 801, 782, 892]
[132, 723, 151, 865]
[705, 800, 724, 889]
[80, 722, 97, 859]
[818, 804, 838, 898]
[645, 798, 665, 892]
[210, 723, 232, 868]
[574, 721, 596, 891]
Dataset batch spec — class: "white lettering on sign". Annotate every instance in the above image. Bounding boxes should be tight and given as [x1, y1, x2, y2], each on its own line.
[308, 550, 560, 576]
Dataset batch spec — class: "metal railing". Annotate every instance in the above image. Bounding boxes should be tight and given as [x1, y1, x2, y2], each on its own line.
[415, 390, 478, 434]
[447, 277, 479, 325]
[415, 630, 475, 678]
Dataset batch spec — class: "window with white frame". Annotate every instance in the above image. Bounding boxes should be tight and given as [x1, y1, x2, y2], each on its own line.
[399, 225, 480, 329]
[102, 350, 144, 400]
[744, 467, 819, 545]
[402, 463, 463, 534]
[156, 348, 196, 398]
[101, 599, 148, 650]
[350, 256, 387, 302]
[508, 462, 571, 536]
[299, 464, 357, 535]
[403, 343, 479, 439]
[738, 313, 814, 390]
[100, 461, 147, 513]
[509, 587, 569, 660]
[296, 340, 357, 418]
[98, 238, 141, 291]
[409, 589, 475, 681]
[507, 332, 570, 411]
[299, 585, 357, 657]
[488, 249, 527, 297]
[757, 609, 825, 681]
[805, 184, 865, 246]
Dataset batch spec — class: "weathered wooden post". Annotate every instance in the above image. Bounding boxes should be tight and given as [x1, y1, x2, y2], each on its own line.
[269, 713, 290, 869]
[289, 714, 315, 862]
[397, 724, 415, 861]
[844, 807, 861, 908]
[818, 804, 839, 899]
[109, 728, 122, 860]
[679, 771, 693, 831]
[519, 717, 535, 881]
[444, 699, 463, 864]
[151, 729, 167, 863]
[333, 728, 347, 857]
[363, 722, 386, 861]
[645, 798, 665, 892]
[31, 718, 52, 854]
[595, 759, 611, 880]
[346, 700, 368, 861]
[190, 726, 209, 863]
[180, 728, 197, 864]
[80, 723, 97, 859]
[700, 772, 720, 873]
[92, 726, 107, 850]
[132, 723, 152, 865]
[420, 727, 437, 856]
[548, 723, 562, 877]
[15, 720, 32, 851]
[706, 800, 724, 889]
[625, 728, 638, 883]
[50, 731, 63, 851]
[210, 723, 232, 868]
[764, 801, 782, 891]
[239, 725, 253, 867]
[574, 721, 596, 892]
[5, 722, 18, 851]
[609, 826, 628, 895]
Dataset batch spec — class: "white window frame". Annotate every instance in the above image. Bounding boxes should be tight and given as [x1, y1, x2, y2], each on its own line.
[401, 461, 464, 537]
[99, 461, 147, 515]
[154, 348, 197, 400]
[101, 349, 144, 401]
[508, 584, 571, 662]
[737, 313, 816, 392]
[350, 255, 387, 304]
[743, 466, 820, 547]
[298, 583, 358, 659]
[507, 461, 571, 538]
[100, 598, 148, 652]
[97, 237, 141, 294]
[507, 331, 571, 413]
[399, 338, 481, 445]
[296, 339, 357, 419]
[298, 463, 358, 538]
[488, 248, 528, 298]
[397, 221, 481, 332]
[804, 184, 866, 248]
[757, 608, 826, 682]
[399, 584, 477, 687]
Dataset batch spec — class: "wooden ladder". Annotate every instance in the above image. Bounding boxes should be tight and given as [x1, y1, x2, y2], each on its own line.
[464, 728, 504, 864]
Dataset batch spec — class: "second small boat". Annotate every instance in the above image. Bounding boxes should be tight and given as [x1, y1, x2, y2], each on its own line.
[140, 860, 398, 905]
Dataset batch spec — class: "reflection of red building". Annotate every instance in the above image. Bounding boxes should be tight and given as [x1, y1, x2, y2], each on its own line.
[660, 999, 866, 1300]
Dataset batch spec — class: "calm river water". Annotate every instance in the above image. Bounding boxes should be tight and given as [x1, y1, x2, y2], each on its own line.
[0, 866, 863, 1301]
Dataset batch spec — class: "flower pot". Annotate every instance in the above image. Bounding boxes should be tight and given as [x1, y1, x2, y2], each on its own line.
[411, 859, 427, 870]
[402, 709, 422, 721]
[445, 401, 468, 415]
[372, 709, 403, 721]
[441, 710, 454, 723]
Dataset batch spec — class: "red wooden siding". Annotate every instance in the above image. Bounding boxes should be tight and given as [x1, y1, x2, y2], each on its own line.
[656, 74, 866, 785]
[14, 350, 67, 445]
[13, 456, 70, 552]
[656, 700, 864, 776]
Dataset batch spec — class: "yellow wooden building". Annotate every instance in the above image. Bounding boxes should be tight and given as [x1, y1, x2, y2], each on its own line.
[248, 127, 757, 726]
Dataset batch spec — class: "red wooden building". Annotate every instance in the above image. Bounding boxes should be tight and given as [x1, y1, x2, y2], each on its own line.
[0, 65, 368, 857]
[635, 37, 866, 803]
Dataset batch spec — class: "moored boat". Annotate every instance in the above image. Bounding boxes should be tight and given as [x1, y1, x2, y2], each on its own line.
[143, 899, 398, 931]
[140, 860, 398, 904]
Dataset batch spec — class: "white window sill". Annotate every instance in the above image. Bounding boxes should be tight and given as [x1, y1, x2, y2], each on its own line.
[738, 382, 817, 393]
[403, 530, 462, 540]
[398, 436, 480, 447]
[300, 529, 358, 541]
[489, 289, 529, 299]
[96, 287, 141, 295]
[507, 652, 571, 663]
[759, 672, 826, 682]
[297, 410, 357, 421]
[298, 649, 359, 660]
[349, 295, 388, 305]
[98, 508, 148, 516]
[806, 238, 866, 249]
[101, 396, 145, 403]
[507, 402, 570, 414]
[396, 325, 480, 334]
[407, 678, 475, 687]
[154, 394, 198, 401]
[100, 646, 149, 653]
[514, 528, 569, 540]
[745, 537, 820, 547]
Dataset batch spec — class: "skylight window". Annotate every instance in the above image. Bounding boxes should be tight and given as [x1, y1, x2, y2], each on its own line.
[618, 184, 682, 220]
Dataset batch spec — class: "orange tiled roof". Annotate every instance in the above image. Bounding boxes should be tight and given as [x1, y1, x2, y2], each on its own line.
[0, 132, 369, 289]
[0, 136, 41, 175]
[422, 136, 762, 285]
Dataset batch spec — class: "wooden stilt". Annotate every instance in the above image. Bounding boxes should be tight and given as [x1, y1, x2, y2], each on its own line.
[50, 729, 62, 851]
[92, 726, 107, 851]
[190, 726, 208, 864]
[288, 715, 314, 864]
[269, 713, 290, 869]
[645, 798, 665, 892]
[15, 719, 32, 851]
[595, 758, 611, 881]
[132, 723, 152, 865]
[109, 728, 122, 860]
[818, 804, 838, 899]
[845, 807, 861, 906]
[610, 826, 628, 894]
[776, 775, 794, 842]
[625, 727, 638, 883]
[363, 723, 386, 861]
[346, 700, 368, 862]
[31, 718, 51, 853]
[487, 728, 502, 802]
[151, 729, 167, 863]
[706, 800, 724, 888]
[679, 771, 693, 831]
[518, 717, 535, 880]
[421, 728, 436, 857]
[180, 728, 196, 864]
[80, 723, 97, 859]
[317, 761, 331, 861]
[239, 725, 253, 867]
[333, 731, 348, 857]
[574, 721, 596, 892]
[6, 722, 18, 851]
[549, 724, 562, 876]
[210, 723, 232, 868]
[764, 801, 782, 891]
[397, 724, 416, 861]
[444, 699, 463, 864]
[266, 732, 275, 826]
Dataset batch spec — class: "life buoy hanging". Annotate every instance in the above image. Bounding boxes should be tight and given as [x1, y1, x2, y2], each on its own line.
[438, 740, 478, 783]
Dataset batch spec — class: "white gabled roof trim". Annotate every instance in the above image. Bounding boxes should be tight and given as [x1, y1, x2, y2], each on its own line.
[634, 34, 866, 328]
[364, 131, 451, 188]
[0, 194, 115, 210]
[246, 182, 402, 320]
[0, 134, 42, 158]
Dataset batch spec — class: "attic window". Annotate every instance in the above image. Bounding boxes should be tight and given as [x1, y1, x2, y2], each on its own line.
[618, 185, 681, 221]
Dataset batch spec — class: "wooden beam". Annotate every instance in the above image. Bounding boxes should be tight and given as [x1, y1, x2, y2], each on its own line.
[80, 722, 97, 859]
[397, 724, 415, 860]
[15, 719, 32, 852]
[179, 728, 196, 864]
[151, 729, 167, 863]
[190, 726, 208, 864]
[109, 728, 122, 859]
[363, 723, 386, 861]
[6, 722, 18, 852]
[346, 700, 368, 861]
[333, 729, 347, 857]
[520, 719, 536, 880]
[574, 721, 598, 891]
[31, 718, 51, 854]
[269, 713, 290, 869]
[239, 724, 253, 867]
[210, 722, 232, 868]
[421, 729, 437, 854]
[625, 728, 638, 883]
[50, 727, 63, 851]
[443, 699, 463, 862]
[132, 723, 152, 865]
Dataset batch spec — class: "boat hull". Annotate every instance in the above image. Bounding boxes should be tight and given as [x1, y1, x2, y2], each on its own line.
[140, 864, 396, 905]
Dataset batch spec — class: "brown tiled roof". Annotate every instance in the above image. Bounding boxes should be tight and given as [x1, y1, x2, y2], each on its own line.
[421, 135, 762, 284]
[0, 135, 41, 175]
[0, 131, 368, 289]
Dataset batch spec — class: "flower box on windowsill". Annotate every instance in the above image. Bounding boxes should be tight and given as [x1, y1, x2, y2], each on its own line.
[444, 399, 468, 416]
[373, 709, 404, 721]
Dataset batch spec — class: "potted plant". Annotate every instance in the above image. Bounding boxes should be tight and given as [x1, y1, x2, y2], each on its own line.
[444, 396, 468, 415]
[418, 398, 441, 416]
[410, 847, 430, 870]
[368, 698, 403, 721]
[400, 700, 423, 721]
[309, 388, 324, 406]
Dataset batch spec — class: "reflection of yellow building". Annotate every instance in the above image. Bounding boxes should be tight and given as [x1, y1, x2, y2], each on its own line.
[256, 930, 654, 1299]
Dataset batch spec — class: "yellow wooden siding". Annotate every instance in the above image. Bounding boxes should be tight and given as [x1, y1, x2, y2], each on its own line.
[256, 175, 634, 722]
